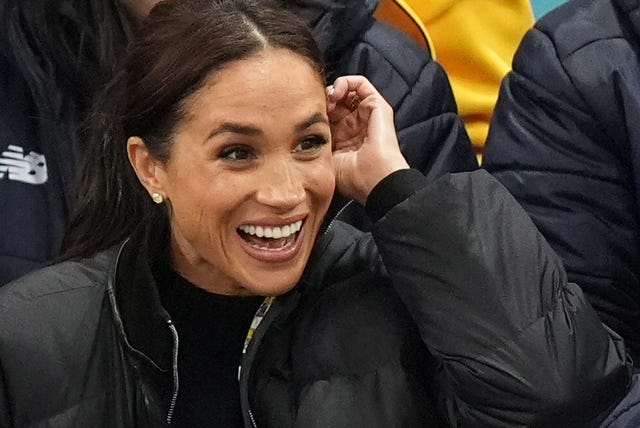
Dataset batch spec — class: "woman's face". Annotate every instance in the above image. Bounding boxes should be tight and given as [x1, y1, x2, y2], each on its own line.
[156, 48, 335, 296]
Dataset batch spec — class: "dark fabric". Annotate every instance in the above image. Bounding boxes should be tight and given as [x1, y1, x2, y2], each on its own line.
[156, 262, 261, 428]
[284, 0, 379, 61]
[365, 168, 425, 223]
[483, 0, 640, 364]
[0, 170, 631, 427]
[600, 374, 640, 427]
[0, 55, 70, 285]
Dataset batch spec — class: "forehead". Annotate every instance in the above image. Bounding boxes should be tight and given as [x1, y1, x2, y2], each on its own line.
[182, 48, 326, 124]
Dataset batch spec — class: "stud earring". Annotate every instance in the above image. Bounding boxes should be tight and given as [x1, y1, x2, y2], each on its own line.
[151, 193, 164, 204]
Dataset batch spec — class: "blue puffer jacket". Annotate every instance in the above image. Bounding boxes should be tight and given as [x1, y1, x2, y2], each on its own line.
[0, 0, 477, 285]
[483, 0, 640, 363]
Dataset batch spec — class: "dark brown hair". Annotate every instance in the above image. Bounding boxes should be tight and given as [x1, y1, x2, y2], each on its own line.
[60, 0, 325, 260]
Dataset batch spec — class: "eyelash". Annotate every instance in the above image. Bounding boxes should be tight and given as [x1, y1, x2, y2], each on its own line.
[218, 145, 254, 161]
[293, 135, 328, 154]
[217, 135, 328, 162]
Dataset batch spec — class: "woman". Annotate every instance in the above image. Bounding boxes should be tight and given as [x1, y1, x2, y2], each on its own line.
[0, 0, 475, 286]
[0, 0, 630, 426]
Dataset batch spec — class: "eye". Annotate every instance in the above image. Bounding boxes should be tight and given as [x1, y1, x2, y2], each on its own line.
[293, 135, 328, 153]
[218, 145, 255, 161]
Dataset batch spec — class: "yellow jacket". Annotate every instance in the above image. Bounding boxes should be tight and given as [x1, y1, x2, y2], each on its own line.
[376, 0, 534, 160]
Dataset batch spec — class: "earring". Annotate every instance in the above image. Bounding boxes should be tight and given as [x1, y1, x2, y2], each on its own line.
[151, 193, 164, 204]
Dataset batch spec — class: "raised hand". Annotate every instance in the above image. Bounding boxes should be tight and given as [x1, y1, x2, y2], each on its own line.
[327, 75, 409, 205]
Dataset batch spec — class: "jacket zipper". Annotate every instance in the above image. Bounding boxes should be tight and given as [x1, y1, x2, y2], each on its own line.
[166, 320, 180, 425]
[107, 239, 182, 425]
[324, 200, 353, 235]
[239, 297, 276, 428]
[248, 409, 258, 428]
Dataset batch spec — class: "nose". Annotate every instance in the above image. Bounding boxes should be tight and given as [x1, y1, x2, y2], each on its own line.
[255, 157, 306, 210]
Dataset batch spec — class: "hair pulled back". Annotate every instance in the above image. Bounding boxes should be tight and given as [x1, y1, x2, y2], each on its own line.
[60, 0, 325, 260]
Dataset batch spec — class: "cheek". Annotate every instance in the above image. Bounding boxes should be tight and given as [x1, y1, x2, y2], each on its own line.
[165, 169, 236, 234]
[306, 155, 336, 206]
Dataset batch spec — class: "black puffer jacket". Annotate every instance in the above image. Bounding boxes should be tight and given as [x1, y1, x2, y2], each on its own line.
[483, 0, 640, 363]
[0, 170, 631, 427]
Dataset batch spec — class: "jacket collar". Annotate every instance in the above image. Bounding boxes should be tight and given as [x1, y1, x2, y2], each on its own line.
[107, 211, 369, 372]
[110, 212, 175, 372]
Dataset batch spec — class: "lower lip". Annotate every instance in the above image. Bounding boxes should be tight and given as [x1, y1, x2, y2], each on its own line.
[238, 223, 306, 264]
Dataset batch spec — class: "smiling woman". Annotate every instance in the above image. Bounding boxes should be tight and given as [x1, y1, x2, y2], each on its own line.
[128, 47, 335, 296]
[0, 0, 631, 427]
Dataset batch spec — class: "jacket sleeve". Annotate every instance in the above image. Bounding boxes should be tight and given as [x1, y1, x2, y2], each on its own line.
[366, 168, 632, 427]
[482, 23, 640, 360]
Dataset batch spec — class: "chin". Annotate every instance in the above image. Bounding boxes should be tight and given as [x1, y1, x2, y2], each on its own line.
[239, 269, 303, 297]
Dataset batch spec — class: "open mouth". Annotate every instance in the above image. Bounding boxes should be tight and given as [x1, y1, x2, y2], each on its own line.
[237, 220, 303, 251]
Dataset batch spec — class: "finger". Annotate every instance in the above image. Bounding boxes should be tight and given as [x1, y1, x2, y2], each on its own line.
[327, 76, 388, 129]
[327, 75, 381, 106]
[330, 112, 362, 145]
[326, 80, 360, 117]
[330, 101, 375, 148]
[327, 90, 361, 124]
[0, 159, 28, 167]
[1, 151, 24, 160]
[327, 102, 354, 124]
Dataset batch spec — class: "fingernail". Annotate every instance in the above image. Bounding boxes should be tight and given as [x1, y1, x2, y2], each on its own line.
[327, 86, 335, 96]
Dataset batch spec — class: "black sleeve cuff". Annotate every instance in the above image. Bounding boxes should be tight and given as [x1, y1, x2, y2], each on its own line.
[365, 168, 428, 223]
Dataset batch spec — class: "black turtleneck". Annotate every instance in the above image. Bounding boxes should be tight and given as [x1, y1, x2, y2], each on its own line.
[155, 262, 263, 427]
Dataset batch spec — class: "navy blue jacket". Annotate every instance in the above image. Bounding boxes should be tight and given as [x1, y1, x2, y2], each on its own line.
[484, 0, 640, 363]
[0, 55, 74, 285]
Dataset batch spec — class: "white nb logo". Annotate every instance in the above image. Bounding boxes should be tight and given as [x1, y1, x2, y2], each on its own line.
[0, 145, 48, 185]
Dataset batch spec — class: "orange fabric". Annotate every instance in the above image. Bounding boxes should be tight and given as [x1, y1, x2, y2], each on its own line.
[374, 0, 431, 52]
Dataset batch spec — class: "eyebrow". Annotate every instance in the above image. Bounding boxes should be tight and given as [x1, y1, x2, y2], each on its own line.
[207, 112, 329, 140]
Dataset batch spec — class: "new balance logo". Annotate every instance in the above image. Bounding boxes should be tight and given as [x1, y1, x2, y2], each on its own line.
[0, 145, 48, 185]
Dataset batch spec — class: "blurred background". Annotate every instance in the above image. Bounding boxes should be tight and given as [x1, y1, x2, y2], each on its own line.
[531, 0, 567, 18]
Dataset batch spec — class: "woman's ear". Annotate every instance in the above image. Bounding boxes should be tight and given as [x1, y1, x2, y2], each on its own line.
[127, 136, 166, 200]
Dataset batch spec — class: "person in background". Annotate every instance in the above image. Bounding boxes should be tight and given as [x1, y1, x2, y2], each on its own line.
[484, 0, 640, 367]
[0, 0, 475, 286]
[375, 0, 535, 161]
[0, 0, 630, 426]
[0, 1, 133, 285]
[483, 0, 640, 423]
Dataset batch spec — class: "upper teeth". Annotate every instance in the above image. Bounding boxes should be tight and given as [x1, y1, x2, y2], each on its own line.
[239, 220, 302, 238]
